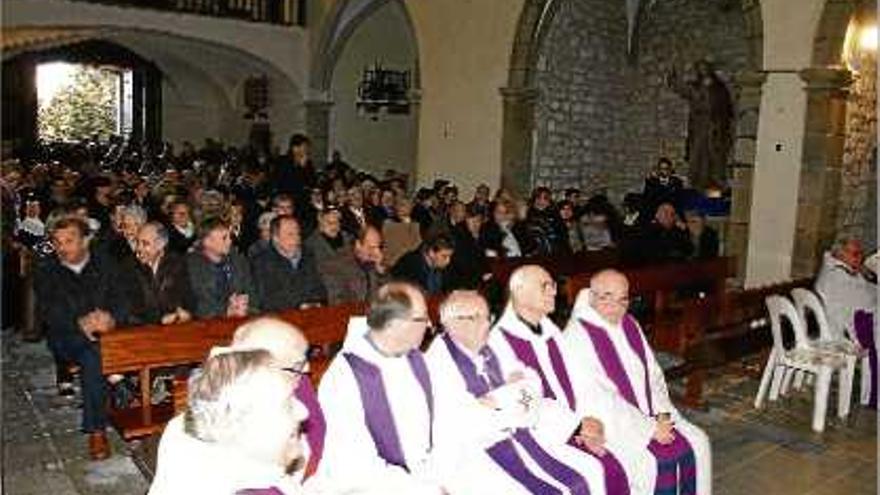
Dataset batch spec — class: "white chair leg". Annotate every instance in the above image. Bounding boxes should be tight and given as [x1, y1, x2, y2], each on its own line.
[837, 358, 855, 418]
[755, 353, 777, 409]
[860, 356, 870, 405]
[770, 364, 786, 401]
[812, 368, 832, 433]
[781, 368, 796, 396]
[793, 370, 807, 391]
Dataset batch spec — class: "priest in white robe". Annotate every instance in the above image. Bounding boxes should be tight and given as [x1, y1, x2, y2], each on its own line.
[564, 269, 712, 495]
[488, 265, 633, 494]
[426, 290, 607, 494]
[815, 238, 876, 408]
[316, 282, 450, 494]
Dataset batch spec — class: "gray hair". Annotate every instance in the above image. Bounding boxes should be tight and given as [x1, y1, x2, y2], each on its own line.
[141, 221, 169, 247]
[120, 204, 148, 225]
[184, 349, 275, 443]
[367, 282, 419, 331]
[258, 211, 277, 231]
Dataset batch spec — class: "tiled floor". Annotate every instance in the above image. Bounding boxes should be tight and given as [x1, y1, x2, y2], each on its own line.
[2, 330, 876, 494]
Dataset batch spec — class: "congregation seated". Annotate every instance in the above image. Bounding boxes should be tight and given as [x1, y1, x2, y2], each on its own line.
[166, 200, 197, 254]
[320, 225, 388, 304]
[128, 221, 194, 325]
[482, 199, 525, 259]
[251, 215, 326, 311]
[637, 203, 693, 263]
[683, 209, 719, 260]
[447, 204, 491, 290]
[187, 217, 259, 318]
[391, 233, 456, 295]
[34, 216, 127, 460]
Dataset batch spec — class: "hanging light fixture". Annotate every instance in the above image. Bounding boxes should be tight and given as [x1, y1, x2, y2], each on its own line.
[356, 62, 411, 118]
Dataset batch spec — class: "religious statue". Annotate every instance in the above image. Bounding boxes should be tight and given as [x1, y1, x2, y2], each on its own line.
[666, 59, 734, 191]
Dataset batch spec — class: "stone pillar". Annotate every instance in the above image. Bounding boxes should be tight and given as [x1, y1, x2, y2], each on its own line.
[791, 67, 852, 277]
[727, 70, 767, 285]
[304, 98, 334, 168]
[500, 86, 539, 197]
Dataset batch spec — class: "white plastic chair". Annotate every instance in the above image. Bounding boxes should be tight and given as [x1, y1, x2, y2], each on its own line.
[791, 288, 870, 405]
[754, 295, 854, 432]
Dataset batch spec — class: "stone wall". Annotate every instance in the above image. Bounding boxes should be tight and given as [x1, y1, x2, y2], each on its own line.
[837, 48, 877, 249]
[533, 0, 751, 201]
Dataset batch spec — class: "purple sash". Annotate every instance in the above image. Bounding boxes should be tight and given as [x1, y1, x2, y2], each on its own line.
[579, 316, 653, 415]
[854, 310, 877, 409]
[293, 379, 325, 479]
[344, 350, 434, 470]
[579, 316, 696, 495]
[442, 334, 591, 495]
[501, 328, 577, 410]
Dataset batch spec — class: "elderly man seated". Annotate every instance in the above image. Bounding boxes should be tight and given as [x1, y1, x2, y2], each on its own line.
[426, 290, 606, 494]
[815, 238, 877, 408]
[488, 266, 630, 494]
[564, 269, 712, 495]
[149, 348, 309, 494]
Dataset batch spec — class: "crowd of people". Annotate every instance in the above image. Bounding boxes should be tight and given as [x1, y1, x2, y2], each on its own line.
[0, 132, 727, 493]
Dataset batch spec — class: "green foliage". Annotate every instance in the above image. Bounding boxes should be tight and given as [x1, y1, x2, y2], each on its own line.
[38, 66, 118, 141]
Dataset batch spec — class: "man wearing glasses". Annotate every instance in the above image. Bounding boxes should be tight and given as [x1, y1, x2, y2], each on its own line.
[488, 266, 631, 494]
[565, 269, 712, 495]
[426, 290, 606, 494]
[316, 282, 449, 494]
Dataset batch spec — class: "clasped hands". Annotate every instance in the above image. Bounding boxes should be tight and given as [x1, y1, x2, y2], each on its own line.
[653, 413, 676, 445]
[78, 309, 115, 341]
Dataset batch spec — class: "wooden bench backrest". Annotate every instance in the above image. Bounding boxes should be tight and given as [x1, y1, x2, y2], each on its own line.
[563, 256, 735, 308]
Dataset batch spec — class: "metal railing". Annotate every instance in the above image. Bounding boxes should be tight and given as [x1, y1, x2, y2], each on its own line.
[64, 0, 306, 26]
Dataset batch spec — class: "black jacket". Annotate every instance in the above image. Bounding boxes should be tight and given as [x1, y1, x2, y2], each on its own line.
[186, 250, 258, 318]
[447, 224, 489, 290]
[127, 252, 195, 324]
[34, 253, 129, 341]
[391, 248, 446, 295]
[250, 245, 327, 312]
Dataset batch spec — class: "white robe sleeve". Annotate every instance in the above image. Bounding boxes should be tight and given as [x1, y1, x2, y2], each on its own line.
[316, 359, 443, 495]
[563, 321, 656, 448]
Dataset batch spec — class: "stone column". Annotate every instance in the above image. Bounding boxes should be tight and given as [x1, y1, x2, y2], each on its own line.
[304, 98, 334, 168]
[500, 86, 539, 197]
[791, 67, 852, 277]
[727, 70, 767, 285]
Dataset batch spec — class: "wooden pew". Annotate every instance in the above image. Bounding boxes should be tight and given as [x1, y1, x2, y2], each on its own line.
[488, 249, 620, 288]
[101, 297, 441, 441]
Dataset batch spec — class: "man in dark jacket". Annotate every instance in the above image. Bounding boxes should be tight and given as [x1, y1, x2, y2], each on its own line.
[130, 222, 194, 324]
[320, 225, 388, 304]
[186, 217, 258, 318]
[391, 234, 455, 295]
[638, 202, 694, 263]
[34, 216, 127, 460]
[250, 215, 327, 311]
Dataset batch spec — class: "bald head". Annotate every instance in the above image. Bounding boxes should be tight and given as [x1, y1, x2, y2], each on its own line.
[440, 291, 491, 352]
[589, 269, 630, 325]
[508, 265, 557, 322]
[232, 318, 309, 371]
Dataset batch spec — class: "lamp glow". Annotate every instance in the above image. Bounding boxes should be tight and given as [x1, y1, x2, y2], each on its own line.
[859, 25, 878, 51]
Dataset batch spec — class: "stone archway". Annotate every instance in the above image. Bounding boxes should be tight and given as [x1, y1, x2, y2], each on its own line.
[791, 0, 875, 277]
[307, 0, 421, 168]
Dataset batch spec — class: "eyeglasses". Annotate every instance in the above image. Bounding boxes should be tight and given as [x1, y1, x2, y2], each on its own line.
[453, 313, 493, 323]
[281, 359, 310, 376]
[593, 292, 631, 307]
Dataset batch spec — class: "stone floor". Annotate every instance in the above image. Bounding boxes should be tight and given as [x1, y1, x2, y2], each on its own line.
[2, 328, 876, 494]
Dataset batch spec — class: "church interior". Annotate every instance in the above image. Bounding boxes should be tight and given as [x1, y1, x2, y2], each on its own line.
[1, 0, 877, 494]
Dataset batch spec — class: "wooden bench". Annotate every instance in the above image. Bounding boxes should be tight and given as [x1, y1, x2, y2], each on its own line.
[101, 297, 442, 440]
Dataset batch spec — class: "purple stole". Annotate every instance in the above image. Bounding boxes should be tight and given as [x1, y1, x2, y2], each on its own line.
[579, 316, 696, 495]
[500, 328, 576, 410]
[499, 328, 630, 494]
[854, 310, 877, 409]
[343, 349, 434, 471]
[442, 335, 591, 495]
[293, 379, 325, 479]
